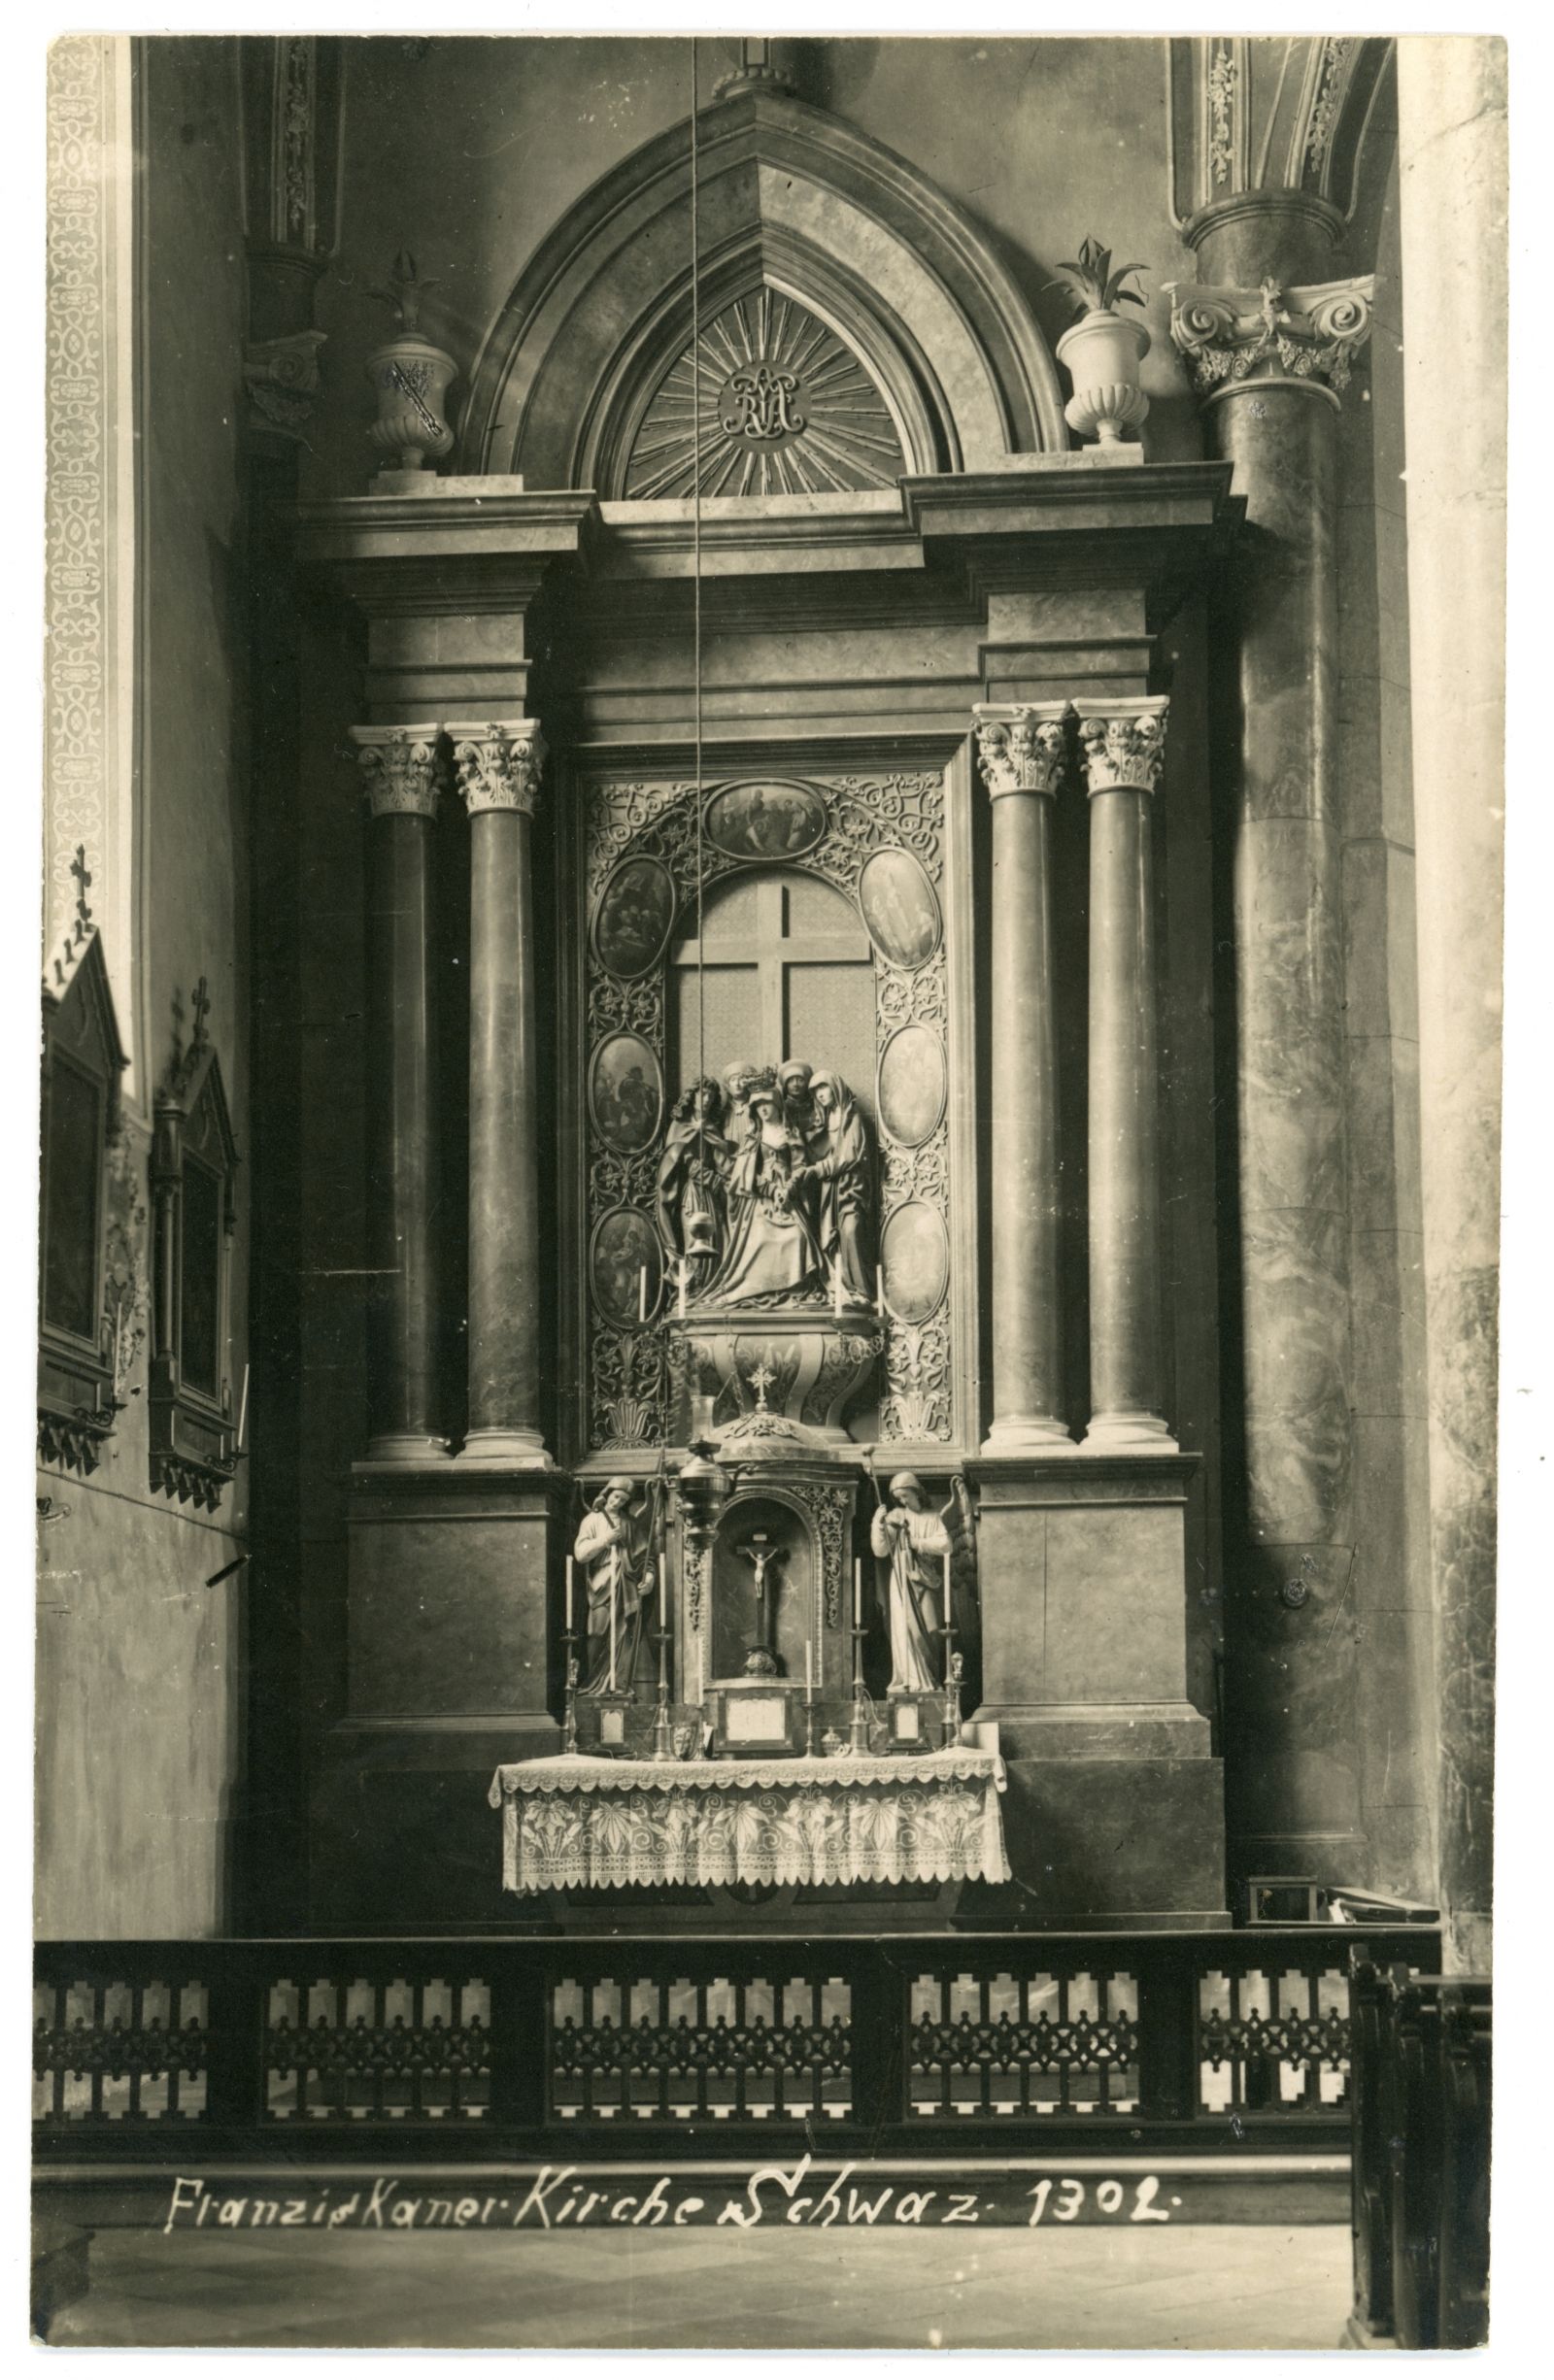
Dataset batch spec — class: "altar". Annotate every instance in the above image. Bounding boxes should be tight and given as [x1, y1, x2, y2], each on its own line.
[488, 1749, 1009, 1897]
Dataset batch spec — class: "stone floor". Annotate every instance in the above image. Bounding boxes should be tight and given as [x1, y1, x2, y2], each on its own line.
[51, 2224, 1352, 2350]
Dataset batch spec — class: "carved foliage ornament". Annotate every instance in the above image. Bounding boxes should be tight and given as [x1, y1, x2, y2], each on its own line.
[974, 707, 1069, 798]
[351, 726, 442, 820]
[1077, 702, 1169, 796]
[451, 721, 546, 818]
[243, 330, 327, 442]
[1167, 277, 1375, 403]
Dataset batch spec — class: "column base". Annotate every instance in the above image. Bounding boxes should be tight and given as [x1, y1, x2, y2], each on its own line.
[1081, 1410, 1179, 1454]
[364, 1431, 450, 1463]
[456, 1427, 553, 1469]
[980, 1414, 1075, 1457]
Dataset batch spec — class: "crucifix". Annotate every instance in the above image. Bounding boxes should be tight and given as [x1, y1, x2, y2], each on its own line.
[735, 1529, 786, 1678]
[69, 846, 93, 933]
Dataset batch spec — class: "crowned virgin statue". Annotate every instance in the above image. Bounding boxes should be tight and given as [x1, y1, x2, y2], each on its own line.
[702, 1070, 826, 1305]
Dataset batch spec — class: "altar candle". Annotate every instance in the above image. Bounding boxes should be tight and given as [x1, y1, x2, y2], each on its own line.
[677, 1259, 688, 1321]
[943, 1548, 953, 1611]
[875, 1269, 886, 1319]
[638, 1266, 648, 1324]
[565, 1556, 574, 1633]
[854, 1558, 862, 1626]
[697, 1636, 704, 1707]
[805, 1640, 813, 1693]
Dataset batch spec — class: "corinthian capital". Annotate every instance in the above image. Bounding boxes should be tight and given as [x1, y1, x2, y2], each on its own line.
[1077, 699, 1169, 795]
[350, 724, 442, 820]
[974, 703, 1070, 798]
[1167, 276, 1375, 407]
[446, 720, 547, 818]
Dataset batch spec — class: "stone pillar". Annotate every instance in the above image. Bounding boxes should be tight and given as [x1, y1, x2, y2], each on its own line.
[1397, 38, 1505, 1973]
[1170, 232, 1376, 1881]
[1077, 699, 1176, 1454]
[974, 703, 1071, 1453]
[351, 726, 447, 1462]
[448, 720, 551, 1468]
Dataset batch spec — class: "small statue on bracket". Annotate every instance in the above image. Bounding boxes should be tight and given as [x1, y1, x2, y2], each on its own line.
[868, 1465, 977, 1694]
[573, 1476, 656, 1695]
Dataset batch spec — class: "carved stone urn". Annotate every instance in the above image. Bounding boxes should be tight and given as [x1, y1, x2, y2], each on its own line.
[683, 1311, 881, 1456]
[1056, 309, 1151, 445]
[1049, 238, 1152, 447]
[364, 251, 456, 475]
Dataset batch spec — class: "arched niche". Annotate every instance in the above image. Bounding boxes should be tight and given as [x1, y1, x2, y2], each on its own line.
[460, 85, 1066, 487]
[709, 1489, 819, 1686]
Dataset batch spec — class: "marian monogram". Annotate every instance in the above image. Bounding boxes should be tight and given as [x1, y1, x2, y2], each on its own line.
[720, 363, 806, 443]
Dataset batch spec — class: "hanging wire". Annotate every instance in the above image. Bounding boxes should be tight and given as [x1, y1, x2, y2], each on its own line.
[690, 39, 708, 1111]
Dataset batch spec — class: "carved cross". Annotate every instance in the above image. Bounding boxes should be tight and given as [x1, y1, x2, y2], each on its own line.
[70, 845, 93, 931]
[747, 1357, 776, 1412]
[190, 976, 212, 1049]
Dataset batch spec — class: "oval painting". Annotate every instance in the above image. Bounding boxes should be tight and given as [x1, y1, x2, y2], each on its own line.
[858, 848, 941, 972]
[591, 1206, 662, 1330]
[880, 1200, 950, 1324]
[877, 1024, 946, 1149]
[592, 854, 676, 981]
[589, 1032, 663, 1155]
[705, 779, 828, 863]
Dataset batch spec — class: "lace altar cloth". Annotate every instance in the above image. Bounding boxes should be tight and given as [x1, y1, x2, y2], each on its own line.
[487, 1750, 1010, 1895]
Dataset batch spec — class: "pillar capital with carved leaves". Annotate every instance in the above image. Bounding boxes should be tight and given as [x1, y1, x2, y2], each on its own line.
[1077, 696, 1176, 1456]
[975, 700, 1072, 1455]
[446, 716, 551, 1467]
[350, 723, 447, 1461]
[1168, 275, 1375, 413]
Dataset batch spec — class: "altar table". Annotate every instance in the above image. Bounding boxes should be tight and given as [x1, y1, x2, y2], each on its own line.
[487, 1749, 1010, 1895]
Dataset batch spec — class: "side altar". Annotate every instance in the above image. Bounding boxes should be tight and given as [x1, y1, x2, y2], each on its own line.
[299, 453, 1237, 1937]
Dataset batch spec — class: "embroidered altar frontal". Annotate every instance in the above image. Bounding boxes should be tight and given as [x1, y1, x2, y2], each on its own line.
[488, 1751, 1009, 1895]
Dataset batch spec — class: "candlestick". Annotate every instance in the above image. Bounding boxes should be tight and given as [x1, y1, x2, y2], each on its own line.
[805, 1640, 813, 1692]
[565, 1556, 574, 1634]
[854, 1557, 862, 1627]
[696, 1634, 704, 1708]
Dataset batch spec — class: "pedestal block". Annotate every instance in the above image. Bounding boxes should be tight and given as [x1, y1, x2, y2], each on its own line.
[310, 1464, 567, 1927]
[972, 1457, 1226, 1923]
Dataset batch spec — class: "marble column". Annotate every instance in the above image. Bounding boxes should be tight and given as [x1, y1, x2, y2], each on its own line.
[1397, 38, 1505, 1973]
[1078, 700, 1176, 1454]
[1170, 233, 1375, 1877]
[351, 726, 447, 1462]
[448, 720, 551, 1468]
[974, 703, 1072, 1453]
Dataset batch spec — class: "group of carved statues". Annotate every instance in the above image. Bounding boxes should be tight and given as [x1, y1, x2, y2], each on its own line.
[572, 1467, 973, 1700]
[655, 1058, 875, 1309]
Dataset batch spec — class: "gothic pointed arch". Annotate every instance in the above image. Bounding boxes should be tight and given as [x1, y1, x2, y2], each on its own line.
[459, 84, 1066, 488]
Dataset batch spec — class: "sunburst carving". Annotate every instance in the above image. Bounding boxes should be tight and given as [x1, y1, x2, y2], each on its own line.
[625, 290, 904, 498]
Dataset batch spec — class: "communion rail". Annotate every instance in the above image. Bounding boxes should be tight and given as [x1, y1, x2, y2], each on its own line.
[36, 1927, 1438, 2164]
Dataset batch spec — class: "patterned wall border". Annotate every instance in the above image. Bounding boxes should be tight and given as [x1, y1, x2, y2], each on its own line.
[46, 35, 139, 1096]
